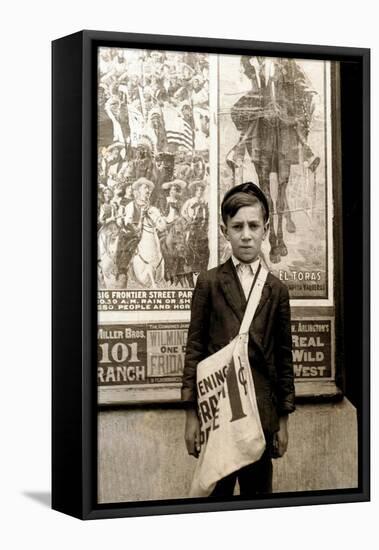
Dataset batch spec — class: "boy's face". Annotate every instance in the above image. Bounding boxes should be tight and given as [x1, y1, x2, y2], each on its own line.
[222, 204, 268, 264]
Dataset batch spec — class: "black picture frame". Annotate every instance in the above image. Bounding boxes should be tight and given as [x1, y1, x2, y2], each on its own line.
[52, 30, 370, 520]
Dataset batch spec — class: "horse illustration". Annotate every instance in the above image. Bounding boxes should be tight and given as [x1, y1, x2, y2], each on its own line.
[160, 217, 189, 286]
[129, 207, 166, 288]
[184, 209, 210, 285]
[98, 221, 128, 289]
[227, 56, 319, 264]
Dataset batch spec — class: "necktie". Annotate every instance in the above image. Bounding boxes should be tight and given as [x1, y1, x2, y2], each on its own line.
[238, 263, 254, 299]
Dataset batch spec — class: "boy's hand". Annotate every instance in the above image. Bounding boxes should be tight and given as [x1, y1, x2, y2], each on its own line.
[185, 408, 201, 458]
[272, 415, 289, 458]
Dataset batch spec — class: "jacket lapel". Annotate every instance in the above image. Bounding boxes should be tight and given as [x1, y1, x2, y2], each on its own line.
[219, 258, 245, 323]
[219, 259, 273, 324]
[254, 278, 272, 319]
[248, 274, 272, 357]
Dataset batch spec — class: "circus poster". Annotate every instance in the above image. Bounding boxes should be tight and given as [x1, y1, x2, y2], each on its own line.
[96, 46, 337, 403]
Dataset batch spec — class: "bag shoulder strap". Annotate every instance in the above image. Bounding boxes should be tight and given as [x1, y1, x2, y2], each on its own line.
[239, 263, 269, 335]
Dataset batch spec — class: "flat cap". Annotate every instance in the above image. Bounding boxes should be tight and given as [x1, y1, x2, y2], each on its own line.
[221, 181, 269, 221]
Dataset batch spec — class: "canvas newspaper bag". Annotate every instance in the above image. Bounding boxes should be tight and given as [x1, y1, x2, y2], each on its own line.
[189, 263, 269, 497]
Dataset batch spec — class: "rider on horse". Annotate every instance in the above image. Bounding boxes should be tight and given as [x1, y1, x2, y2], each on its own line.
[122, 177, 167, 287]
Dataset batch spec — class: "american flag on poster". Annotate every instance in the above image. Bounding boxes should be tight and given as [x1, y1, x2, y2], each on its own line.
[162, 105, 194, 151]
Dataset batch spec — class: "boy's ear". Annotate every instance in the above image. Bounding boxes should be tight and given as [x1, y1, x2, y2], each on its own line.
[263, 221, 269, 239]
[220, 223, 229, 240]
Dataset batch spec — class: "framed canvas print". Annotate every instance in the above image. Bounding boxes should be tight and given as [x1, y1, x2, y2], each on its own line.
[52, 30, 370, 519]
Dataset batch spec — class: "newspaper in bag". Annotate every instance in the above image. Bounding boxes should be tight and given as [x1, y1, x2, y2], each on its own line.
[189, 266, 268, 497]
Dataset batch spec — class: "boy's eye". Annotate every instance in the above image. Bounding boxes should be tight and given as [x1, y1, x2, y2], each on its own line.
[231, 223, 259, 230]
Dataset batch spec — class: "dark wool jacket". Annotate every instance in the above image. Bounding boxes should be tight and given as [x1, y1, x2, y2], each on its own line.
[181, 258, 296, 434]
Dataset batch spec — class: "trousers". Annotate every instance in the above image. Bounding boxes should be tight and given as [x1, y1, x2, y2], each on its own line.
[210, 438, 273, 498]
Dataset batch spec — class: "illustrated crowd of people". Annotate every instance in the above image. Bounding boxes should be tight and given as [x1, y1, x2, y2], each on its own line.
[97, 47, 210, 290]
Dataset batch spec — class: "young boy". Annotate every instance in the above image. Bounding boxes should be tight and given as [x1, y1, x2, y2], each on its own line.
[181, 181, 295, 497]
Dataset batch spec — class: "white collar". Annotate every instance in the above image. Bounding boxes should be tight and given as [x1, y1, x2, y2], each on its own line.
[231, 255, 260, 272]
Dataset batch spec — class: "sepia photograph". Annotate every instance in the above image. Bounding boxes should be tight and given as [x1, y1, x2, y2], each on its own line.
[1, 0, 375, 544]
[94, 42, 360, 504]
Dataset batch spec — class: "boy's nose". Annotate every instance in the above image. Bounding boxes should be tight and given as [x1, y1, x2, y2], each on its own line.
[241, 226, 252, 239]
